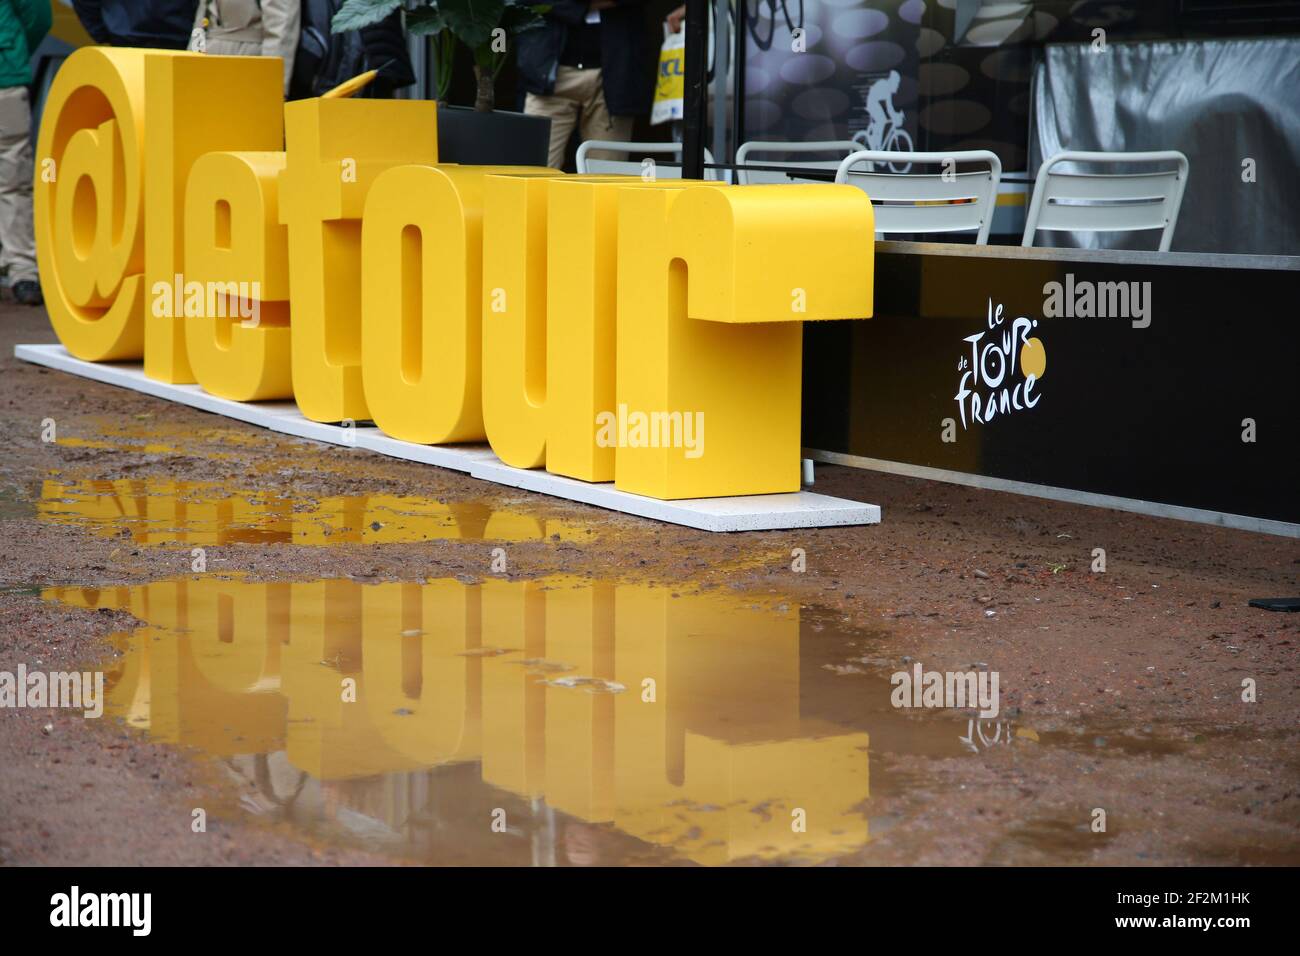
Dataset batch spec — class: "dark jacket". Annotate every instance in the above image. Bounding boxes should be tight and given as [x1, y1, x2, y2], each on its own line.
[291, 0, 414, 100]
[515, 0, 650, 117]
[71, 0, 193, 48]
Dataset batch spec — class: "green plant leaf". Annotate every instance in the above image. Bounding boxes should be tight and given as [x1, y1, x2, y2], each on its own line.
[407, 7, 451, 36]
[439, 0, 508, 49]
[432, 27, 457, 100]
[331, 0, 404, 33]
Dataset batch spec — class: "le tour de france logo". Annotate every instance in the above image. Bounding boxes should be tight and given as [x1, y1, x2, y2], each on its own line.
[953, 298, 1046, 431]
[33, 47, 879, 503]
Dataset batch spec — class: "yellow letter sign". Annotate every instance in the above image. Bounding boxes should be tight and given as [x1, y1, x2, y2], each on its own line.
[36, 49, 874, 502]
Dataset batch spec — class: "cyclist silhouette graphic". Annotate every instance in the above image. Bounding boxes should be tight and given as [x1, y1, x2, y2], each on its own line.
[854, 70, 914, 173]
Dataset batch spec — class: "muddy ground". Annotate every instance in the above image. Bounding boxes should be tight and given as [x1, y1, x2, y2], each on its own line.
[1, 298, 1296, 866]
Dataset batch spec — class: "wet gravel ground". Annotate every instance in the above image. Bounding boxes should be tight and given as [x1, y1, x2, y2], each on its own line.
[1, 300, 1296, 866]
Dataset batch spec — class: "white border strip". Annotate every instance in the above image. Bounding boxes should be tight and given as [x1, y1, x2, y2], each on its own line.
[14, 344, 881, 533]
[806, 448, 1298, 539]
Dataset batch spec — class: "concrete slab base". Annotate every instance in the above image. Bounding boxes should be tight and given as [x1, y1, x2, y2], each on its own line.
[15, 344, 881, 532]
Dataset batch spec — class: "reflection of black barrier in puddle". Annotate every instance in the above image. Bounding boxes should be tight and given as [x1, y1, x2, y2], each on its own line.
[1248, 598, 1300, 612]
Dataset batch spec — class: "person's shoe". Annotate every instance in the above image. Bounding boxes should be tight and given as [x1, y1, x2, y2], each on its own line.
[12, 281, 43, 306]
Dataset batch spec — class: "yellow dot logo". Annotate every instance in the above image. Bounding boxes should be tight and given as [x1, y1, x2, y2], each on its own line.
[1020, 337, 1046, 380]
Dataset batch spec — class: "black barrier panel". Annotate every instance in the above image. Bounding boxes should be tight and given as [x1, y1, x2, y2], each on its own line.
[802, 243, 1300, 529]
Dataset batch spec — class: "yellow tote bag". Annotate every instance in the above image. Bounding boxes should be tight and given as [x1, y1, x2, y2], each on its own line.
[651, 27, 685, 125]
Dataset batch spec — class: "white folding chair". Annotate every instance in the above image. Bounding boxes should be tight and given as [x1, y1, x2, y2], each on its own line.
[835, 149, 1003, 244]
[575, 141, 717, 179]
[734, 140, 861, 185]
[1021, 150, 1189, 252]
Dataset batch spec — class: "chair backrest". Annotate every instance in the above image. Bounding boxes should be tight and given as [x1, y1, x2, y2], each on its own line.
[575, 141, 717, 179]
[735, 140, 860, 185]
[1021, 150, 1189, 252]
[835, 149, 1003, 244]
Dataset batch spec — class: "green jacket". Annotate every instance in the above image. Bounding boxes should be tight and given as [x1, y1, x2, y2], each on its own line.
[0, 0, 52, 89]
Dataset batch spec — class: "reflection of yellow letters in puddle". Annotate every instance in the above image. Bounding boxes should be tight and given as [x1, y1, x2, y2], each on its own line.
[36, 478, 587, 546]
[41, 577, 869, 864]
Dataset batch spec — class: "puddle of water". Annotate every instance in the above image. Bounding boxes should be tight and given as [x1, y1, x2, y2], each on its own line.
[984, 817, 1113, 865]
[55, 436, 184, 455]
[56, 417, 271, 458]
[42, 574, 1053, 866]
[37, 478, 591, 546]
[0, 484, 34, 521]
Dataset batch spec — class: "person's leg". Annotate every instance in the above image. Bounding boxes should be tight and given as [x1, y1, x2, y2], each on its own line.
[525, 66, 583, 170]
[577, 70, 633, 162]
[0, 86, 39, 286]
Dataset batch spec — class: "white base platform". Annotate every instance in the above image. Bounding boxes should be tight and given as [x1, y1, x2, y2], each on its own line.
[16, 344, 881, 533]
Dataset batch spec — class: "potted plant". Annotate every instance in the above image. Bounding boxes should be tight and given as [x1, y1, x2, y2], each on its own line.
[332, 0, 554, 165]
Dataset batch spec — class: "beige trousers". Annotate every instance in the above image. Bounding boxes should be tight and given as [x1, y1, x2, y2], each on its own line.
[525, 66, 633, 170]
[0, 85, 37, 284]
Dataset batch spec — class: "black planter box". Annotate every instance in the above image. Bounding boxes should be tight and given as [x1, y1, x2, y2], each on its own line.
[436, 104, 551, 167]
